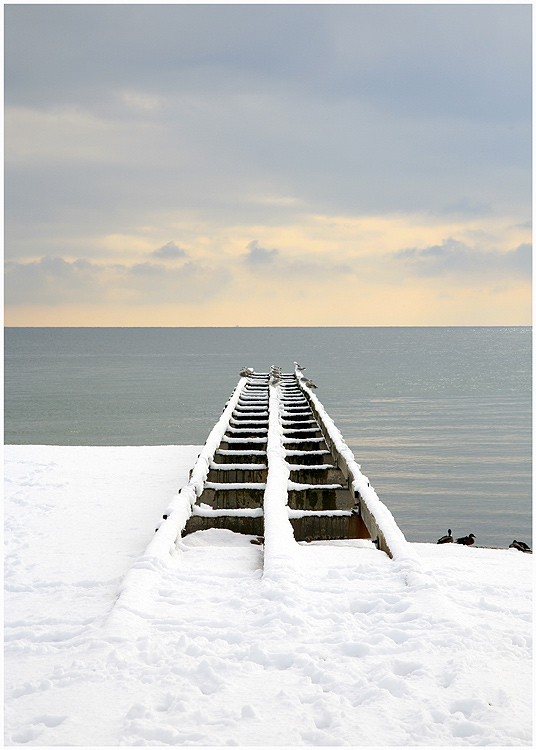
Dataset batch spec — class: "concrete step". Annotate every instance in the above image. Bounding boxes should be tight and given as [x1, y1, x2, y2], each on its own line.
[288, 466, 345, 485]
[287, 485, 355, 512]
[199, 486, 265, 509]
[183, 514, 263, 537]
[284, 450, 332, 465]
[214, 450, 267, 464]
[220, 438, 268, 451]
[207, 466, 268, 483]
[289, 513, 369, 542]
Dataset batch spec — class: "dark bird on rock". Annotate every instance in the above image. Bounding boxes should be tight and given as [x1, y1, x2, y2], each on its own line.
[509, 540, 532, 553]
[437, 529, 454, 544]
[456, 533, 476, 546]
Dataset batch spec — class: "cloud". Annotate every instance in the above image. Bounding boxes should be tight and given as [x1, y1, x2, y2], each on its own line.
[5, 256, 231, 306]
[393, 238, 531, 280]
[130, 262, 167, 276]
[5, 256, 105, 305]
[440, 197, 492, 216]
[242, 240, 353, 280]
[2, 5, 531, 325]
[243, 240, 279, 266]
[4, 5, 530, 124]
[4, 4, 531, 248]
[151, 241, 188, 260]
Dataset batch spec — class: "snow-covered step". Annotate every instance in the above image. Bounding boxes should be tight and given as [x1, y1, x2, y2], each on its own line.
[232, 411, 269, 418]
[215, 449, 267, 456]
[226, 425, 267, 433]
[283, 436, 326, 443]
[210, 462, 268, 471]
[234, 404, 270, 411]
[285, 463, 335, 470]
[205, 482, 266, 490]
[281, 419, 316, 426]
[229, 418, 268, 426]
[192, 505, 264, 517]
[287, 481, 343, 491]
[223, 436, 268, 443]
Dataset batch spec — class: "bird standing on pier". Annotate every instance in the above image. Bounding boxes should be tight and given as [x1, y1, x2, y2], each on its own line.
[304, 379, 317, 389]
[509, 540, 532, 553]
[437, 529, 453, 544]
[239, 367, 254, 377]
[456, 533, 476, 545]
[294, 362, 306, 371]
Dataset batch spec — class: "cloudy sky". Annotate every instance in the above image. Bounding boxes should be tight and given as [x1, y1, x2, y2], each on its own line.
[4, 3, 532, 326]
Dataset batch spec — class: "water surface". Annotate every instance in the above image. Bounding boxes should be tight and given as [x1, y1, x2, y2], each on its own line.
[5, 327, 531, 548]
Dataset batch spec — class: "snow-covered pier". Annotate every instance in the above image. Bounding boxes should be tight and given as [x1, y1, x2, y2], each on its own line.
[162, 365, 409, 561]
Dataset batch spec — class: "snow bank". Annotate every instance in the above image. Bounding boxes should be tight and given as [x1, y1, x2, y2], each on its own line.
[4, 445, 532, 746]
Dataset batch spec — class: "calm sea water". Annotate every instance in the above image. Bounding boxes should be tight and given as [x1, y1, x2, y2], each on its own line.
[4, 327, 532, 548]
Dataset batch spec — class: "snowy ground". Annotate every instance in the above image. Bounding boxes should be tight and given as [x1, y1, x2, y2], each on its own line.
[4, 445, 532, 746]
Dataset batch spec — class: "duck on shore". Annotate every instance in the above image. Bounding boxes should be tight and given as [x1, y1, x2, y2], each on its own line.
[509, 540, 532, 553]
[437, 529, 453, 544]
[456, 533, 476, 546]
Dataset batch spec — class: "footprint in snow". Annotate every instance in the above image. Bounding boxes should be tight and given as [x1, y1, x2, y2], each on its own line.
[33, 715, 68, 728]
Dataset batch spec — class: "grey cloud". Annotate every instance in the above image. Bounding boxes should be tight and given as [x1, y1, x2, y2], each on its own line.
[243, 241, 279, 266]
[151, 241, 188, 260]
[243, 241, 353, 279]
[440, 198, 492, 217]
[3, 5, 531, 268]
[5, 256, 105, 305]
[125, 260, 231, 305]
[393, 239, 532, 280]
[130, 262, 166, 276]
[4, 5, 530, 124]
[5, 256, 231, 306]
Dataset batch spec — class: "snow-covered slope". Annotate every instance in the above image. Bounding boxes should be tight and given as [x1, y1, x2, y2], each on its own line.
[4, 445, 532, 746]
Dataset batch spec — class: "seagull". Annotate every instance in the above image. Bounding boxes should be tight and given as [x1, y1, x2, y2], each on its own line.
[437, 529, 454, 544]
[456, 533, 476, 546]
[304, 379, 317, 389]
[239, 367, 254, 377]
[294, 362, 306, 371]
[509, 540, 532, 553]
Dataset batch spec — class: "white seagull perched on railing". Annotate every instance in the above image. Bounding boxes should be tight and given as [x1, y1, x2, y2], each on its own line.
[294, 361, 306, 371]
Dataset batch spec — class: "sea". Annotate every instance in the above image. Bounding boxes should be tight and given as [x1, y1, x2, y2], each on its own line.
[4, 326, 532, 549]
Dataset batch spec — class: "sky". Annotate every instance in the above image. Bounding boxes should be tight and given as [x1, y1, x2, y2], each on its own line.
[4, 3, 532, 327]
